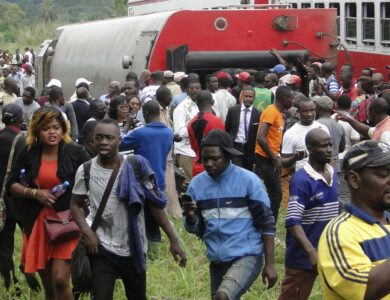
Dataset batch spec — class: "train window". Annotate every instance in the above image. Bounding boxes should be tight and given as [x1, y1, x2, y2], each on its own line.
[345, 3, 357, 44]
[301, 3, 311, 8]
[315, 3, 325, 8]
[291, 3, 298, 8]
[362, 3, 375, 45]
[330, 3, 340, 37]
[381, 2, 390, 46]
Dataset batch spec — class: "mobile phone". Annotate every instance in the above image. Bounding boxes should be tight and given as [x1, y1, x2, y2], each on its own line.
[179, 194, 192, 208]
[20, 123, 27, 131]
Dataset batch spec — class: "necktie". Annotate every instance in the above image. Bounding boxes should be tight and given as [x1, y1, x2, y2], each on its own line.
[244, 108, 249, 141]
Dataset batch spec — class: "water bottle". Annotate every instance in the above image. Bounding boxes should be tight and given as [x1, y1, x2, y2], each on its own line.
[20, 169, 28, 186]
[51, 181, 70, 198]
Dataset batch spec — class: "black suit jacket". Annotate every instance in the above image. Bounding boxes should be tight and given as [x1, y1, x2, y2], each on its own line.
[225, 105, 261, 160]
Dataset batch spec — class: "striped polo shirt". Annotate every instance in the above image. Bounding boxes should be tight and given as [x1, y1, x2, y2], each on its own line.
[318, 204, 390, 300]
[285, 162, 339, 270]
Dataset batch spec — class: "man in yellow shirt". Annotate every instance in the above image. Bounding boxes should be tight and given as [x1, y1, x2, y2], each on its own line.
[318, 140, 390, 300]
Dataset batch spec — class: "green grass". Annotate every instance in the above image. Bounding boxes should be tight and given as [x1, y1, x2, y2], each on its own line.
[0, 212, 324, 299]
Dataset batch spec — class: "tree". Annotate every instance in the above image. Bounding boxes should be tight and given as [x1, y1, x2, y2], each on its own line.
[113, 0, 128, 16]
[0, 3, 26, 28]
[40, 0, 57, 24]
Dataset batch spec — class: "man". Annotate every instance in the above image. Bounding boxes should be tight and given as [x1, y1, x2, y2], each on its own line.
[225, 86, 260, 170]
[19, 65, 35, 95]
[12, 49, 22, 64]
[170, 76, 189, 110]
[255, 86, 294, 221]
[38, 78, 61, 107]
[86, 99, 107, 123]
[173, 79, 201, 182]
[69, 78, 93, 102]
[120, 100, 173, 192]
[187, 90, 224, 176]
[317, 140, 390, 300]
[372, 73, 385, 93]
[183, 129, 277, 300]
[141, 71, 164, 104]
[24, 48, 32, 63]
[253, 71, 274, 113]
[316, 96, 345, 173]
[138, 70, 151, 91]
[205, 74, 218, 94]
[71, 119, 186, 300]
[338, 97, 390, 144]
[213, 72, 237, 122]
[14, 86, 40, 125]
[71, 87, 90, 136]
[339, 67, 358, 100]
[123, 79, 140, 102]
[0, 77, 17, 107]
[163, 70, 181, 96]
[99, 81, 121, 104]
[282, 97, 329, 171]
[317, 61, 339, 101]
[231, 71, 251, 103]
[10, 65, 22, 95]
[279, 128, 339, 300]
[265, 73, 279, 95]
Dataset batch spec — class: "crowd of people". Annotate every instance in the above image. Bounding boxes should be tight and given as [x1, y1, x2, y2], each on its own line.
[0, 45, 390, 300]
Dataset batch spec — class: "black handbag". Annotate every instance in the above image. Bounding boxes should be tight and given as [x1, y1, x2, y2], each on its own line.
[71, 161, 120, 293]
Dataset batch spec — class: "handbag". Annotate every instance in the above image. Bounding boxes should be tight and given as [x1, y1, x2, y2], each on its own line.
[0, 133, 22, 232]
[71, 160, 120, 293]
[44, 208, 80, 243]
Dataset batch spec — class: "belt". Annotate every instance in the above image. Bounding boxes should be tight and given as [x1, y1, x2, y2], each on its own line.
[234, 141, 247, 147]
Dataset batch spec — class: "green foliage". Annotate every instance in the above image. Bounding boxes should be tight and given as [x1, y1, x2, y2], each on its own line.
[40, 0, 58, 24]
[0, 2, 26, 28]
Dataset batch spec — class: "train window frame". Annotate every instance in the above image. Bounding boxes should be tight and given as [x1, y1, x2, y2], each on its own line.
[381, 2, 390, 47]
[301, 2, 311, 8]
[362, 2, 375, 46]
[315, 3, 325, 8]
[329, 3, 340, 37]
[345, 2, 357, 44]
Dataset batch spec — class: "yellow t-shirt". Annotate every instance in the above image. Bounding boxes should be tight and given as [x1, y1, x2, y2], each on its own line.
[255, 104, 284, 158]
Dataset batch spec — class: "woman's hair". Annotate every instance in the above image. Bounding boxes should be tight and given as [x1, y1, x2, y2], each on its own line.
[26, 106, 71, 148]
[108, 95, 127, 120]
[129, 96, 141, 113]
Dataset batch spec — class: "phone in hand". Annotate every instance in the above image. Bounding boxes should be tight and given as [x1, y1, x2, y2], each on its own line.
[179, 194, 192, 208]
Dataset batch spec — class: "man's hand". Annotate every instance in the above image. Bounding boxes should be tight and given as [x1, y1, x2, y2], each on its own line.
[272, 157, 282, 176]
[308, 249, 318, 270]
[83, 229, 99, 255]
[262, 262, 278, 289]
[169, 239, 187, 267]
[293, 151, 305, 162]
[336, 111, 351, 123]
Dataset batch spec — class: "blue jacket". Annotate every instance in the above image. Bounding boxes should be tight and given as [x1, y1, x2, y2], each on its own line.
[185, 163, 275, 263]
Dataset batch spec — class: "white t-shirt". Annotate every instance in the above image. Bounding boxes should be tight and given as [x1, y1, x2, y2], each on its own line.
[72, 157, 131, 256]
[282, 121, 330, 171]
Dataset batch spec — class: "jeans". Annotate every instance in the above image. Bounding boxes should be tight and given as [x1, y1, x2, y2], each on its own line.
[210, 255, 263, 300]
[255, 154, 282, 221]
[90, 248, 146, 300]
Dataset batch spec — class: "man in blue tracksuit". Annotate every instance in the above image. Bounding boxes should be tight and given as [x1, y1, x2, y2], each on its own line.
[182, 129, 277, 300]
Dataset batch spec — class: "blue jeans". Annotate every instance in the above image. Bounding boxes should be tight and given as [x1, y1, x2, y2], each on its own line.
[209, 255, 263, 300]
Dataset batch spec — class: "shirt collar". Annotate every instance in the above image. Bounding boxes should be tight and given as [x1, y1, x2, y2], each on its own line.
[344, 203, 383, 225]
[241, 104, 252, 111]
[145, 121, 165, 127]
[303, 162, 334, 186]
[375, 116, 390, 128]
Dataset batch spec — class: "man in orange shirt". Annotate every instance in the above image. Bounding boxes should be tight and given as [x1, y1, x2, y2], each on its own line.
[255, 86, 300, 221]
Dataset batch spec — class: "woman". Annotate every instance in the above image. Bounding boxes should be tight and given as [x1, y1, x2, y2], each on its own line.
[9, 106, 89, 300]
[350, 76, 374, 124]
[128, 96, 141, 118]
[108, 95, 129, 133]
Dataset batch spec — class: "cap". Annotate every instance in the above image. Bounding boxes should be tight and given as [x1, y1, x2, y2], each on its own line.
[235, 71, 251, 83]
[315, 96, 333, 110]
[75, 77, 93, 87]
[287, 75, 302, 87]
[46, 79, 62, 88]
[270, 64, 286, 74]
[311, 62, 322, 69]
[216, 71, 233, 81]
[343, 140, 390, 175]
[164, 70, 174, 78]
[202, 129, 243, 156]
[2, 103, 23, 123]
[174, 71, 187, 82]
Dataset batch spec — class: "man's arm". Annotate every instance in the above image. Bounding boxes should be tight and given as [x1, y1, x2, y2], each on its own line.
[281, 152, 305, 169]
[173, 104, 190, 138]
[148, 203, 187, 267]
[262, 235, 277, 289]
[364, 259, 390, 300]
[337, 112, 370, 138]
[257, 121, 282, 173]
[287, 225, 317, 268]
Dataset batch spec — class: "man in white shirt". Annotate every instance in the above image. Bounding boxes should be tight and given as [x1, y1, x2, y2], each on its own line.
[20, 65, 35, 95]
[213, 72, 237, 122]
[14, 86, 40, 125]
[173, 79, 201, 182]
[140, 71, 164, 104]
[282, 97, 329, 171]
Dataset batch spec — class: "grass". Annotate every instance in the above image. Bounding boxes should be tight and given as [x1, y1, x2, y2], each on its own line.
[0, 211, 325, 299]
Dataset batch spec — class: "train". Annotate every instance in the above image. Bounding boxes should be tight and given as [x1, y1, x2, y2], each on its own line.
[36, 0, 337, 98]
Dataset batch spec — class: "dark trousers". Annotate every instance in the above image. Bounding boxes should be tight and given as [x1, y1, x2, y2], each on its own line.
[255, 154, 282, 221]
[231, 142, 254, 171]
[0, 217, 17, 289]
[278, 267, 317, 300]
[90, 248, 146, 300]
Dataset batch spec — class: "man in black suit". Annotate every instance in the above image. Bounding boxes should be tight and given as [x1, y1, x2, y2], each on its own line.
[71, 87, 90, 137]
[225, 86, 260, 170]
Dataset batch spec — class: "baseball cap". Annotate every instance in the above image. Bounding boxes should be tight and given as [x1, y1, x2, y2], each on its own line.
[235, 71, 251, 83]
[314, 96, 333, 110]
[164, 70, 174, 78]
[75, 78, 93, 87]
[2, 103, 23, 123]
[270, 64, 286, 74]
[46, 79, 62, 88]
[287, 75, 302, 87]
[174, 72, 187, 82]
[343, 140, 390, 175]
[216, 71, 233, 81]
[202, 129, 243, 156]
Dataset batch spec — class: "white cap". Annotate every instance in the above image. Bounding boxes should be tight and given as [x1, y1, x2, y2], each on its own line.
[46, 79, 62, 88]
[174, 71, 187, 82]
[163, 70, 174, 78]
[75, 77, 93, 87]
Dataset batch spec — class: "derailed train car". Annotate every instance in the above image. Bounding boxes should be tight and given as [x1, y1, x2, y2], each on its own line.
[36, 6, 337, 98]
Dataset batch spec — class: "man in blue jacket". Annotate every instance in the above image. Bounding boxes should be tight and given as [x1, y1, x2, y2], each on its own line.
[182, 129, 277, 300]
